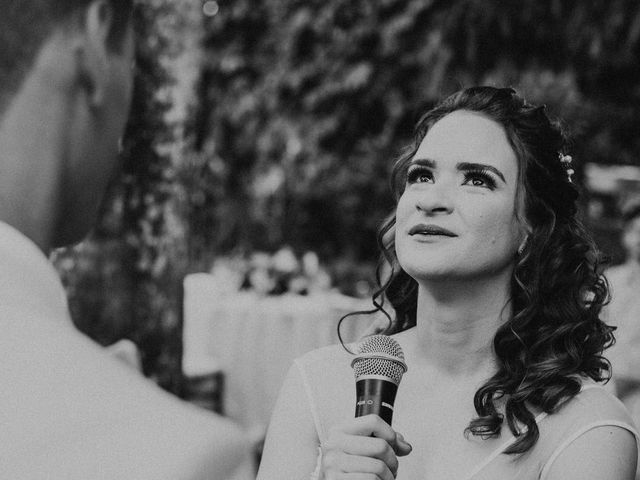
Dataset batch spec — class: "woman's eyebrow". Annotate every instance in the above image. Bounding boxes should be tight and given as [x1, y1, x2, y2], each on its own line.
[410, 158, 507, 184]
[409, 158, 436, 168]
[457, 162, 506, 183]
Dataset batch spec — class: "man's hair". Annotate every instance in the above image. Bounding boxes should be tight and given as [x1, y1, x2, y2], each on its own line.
[0, 0, 133, 110]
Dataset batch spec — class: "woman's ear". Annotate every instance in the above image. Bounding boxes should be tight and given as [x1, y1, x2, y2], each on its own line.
[74, 0, 115, 108]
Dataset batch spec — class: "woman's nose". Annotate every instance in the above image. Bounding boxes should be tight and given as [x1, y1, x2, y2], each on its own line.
[414, 183, 454, 215]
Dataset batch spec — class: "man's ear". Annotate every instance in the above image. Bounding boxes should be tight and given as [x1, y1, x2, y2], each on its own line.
[75, 0, 115, 108]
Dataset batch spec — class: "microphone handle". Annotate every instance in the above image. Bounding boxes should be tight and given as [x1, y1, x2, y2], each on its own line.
[355, 378, 398, 425]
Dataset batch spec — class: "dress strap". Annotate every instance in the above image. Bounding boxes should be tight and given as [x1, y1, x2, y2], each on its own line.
[295, 359, 326, 442]
[309, 447, 322, 480]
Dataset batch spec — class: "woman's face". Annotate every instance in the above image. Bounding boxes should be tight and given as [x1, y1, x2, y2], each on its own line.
[395, 110, 526, 282]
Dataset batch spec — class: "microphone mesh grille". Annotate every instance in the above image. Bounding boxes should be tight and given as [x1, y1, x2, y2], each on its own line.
[352, 335, 407, 384]
[358, 334, 404, 357]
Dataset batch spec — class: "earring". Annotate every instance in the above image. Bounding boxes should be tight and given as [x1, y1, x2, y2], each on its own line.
[517, 237, 528, 255]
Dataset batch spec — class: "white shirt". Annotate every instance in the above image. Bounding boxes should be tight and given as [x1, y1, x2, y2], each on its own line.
[0, 221, 253, 479]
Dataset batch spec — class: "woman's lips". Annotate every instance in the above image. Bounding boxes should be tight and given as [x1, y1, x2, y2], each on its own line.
[408, 224, 457, 237]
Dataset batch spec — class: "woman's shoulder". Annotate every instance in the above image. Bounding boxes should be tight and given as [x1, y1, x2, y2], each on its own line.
[533, 380, 639, 479]
[294, 329, 414, 376]
[540, 379, 637, 440]
[564, 380, 632, 419]
[294, 342, 356, 375]
[606, 263, 635, 286]
[291, 343, 358, 442]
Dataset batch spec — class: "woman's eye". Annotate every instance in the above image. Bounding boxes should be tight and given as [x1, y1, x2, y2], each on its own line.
[463, 170, 496, 189]
[407, 166, 433, 184]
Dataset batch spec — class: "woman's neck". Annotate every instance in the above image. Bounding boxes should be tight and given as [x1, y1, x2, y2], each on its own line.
[410, 273, 512, 379]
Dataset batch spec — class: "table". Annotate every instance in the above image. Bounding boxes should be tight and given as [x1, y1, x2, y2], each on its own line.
[182, 273, 383, 435]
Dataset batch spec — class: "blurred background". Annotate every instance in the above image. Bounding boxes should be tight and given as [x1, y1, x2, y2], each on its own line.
[50, 0, 640, 465]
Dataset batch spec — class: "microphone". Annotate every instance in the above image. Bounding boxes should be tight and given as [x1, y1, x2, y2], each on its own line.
[351, 335, 407, 425]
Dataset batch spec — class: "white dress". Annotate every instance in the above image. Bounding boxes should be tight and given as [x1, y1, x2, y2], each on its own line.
[288, 342, 639, 480]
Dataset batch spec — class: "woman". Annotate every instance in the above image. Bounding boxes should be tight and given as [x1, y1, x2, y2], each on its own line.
[256, 87, 639, 479]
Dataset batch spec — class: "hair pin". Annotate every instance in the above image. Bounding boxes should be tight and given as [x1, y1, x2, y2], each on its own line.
[559, 153, 572, 164]
[559, 153, 574, 182]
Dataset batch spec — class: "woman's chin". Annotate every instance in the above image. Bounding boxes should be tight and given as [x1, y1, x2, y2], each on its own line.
[405, 266, 461, 283]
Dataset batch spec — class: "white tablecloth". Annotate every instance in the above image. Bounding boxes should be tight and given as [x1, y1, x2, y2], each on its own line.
[183, 273, 382, 434]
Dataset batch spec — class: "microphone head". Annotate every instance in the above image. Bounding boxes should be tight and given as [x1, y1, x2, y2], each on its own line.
[351, 335, 407, 385]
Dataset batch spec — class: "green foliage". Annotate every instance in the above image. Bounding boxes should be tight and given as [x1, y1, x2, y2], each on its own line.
[54, 0, 640, 392]
[190, 0, 640, 265]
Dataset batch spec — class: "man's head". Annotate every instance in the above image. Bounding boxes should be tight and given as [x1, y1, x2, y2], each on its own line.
[0, 0, 134, 248]
[0, 0, 134, 114]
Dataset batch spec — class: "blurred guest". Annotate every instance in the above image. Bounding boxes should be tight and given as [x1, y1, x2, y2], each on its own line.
[0, 1, 250, 478]
[606, 199, 640, 418]
[258, 87, 638, 480]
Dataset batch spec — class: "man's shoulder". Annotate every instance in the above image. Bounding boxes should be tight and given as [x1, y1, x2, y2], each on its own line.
[0, 314, 250, 479]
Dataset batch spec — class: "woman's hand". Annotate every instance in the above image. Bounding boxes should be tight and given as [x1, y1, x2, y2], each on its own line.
[320, 414, 412, 480]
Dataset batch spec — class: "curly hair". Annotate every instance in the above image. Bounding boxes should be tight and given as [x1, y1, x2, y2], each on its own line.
[345, 86, 614, 455]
